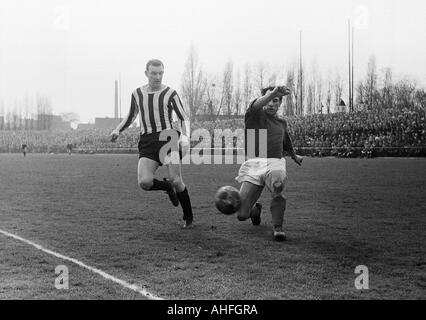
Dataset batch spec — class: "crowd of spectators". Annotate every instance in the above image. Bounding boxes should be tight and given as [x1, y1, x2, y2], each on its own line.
[289, 108, 426, 157]
[0, 127, 140, 154]
[0, 108, 425, 157]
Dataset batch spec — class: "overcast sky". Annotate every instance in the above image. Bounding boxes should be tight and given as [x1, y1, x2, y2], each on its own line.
[0, 0, 425, 122]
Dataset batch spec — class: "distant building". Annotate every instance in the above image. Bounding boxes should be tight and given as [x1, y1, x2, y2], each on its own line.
[25, 118, 36, 130]
[335, 99, 347, 113]
[36, 114, 71, 131]
[0, 114, 71, 131]
[50, 115, 72, 131]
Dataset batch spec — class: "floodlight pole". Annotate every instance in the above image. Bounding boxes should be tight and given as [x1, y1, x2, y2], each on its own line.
[352, 26, 355, 112]
[119, 73, 122, 119]
[299, 30, 303, 116]
[348, 19, 352, 113]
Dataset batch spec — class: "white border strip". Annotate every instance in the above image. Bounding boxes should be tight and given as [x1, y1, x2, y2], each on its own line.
[0, 228, 162, 300]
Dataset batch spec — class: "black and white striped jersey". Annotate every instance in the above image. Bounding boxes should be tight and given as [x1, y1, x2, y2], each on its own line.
[114, 85, 189, 136]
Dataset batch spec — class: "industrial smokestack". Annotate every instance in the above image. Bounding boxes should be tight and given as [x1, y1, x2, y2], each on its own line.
[114, 80, 119, 119]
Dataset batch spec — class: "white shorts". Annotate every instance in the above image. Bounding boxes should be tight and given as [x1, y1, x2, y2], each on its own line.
[235, 158, 287, 193]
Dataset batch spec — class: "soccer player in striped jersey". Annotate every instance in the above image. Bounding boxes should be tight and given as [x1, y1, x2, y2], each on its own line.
[110, 59, 194, 228]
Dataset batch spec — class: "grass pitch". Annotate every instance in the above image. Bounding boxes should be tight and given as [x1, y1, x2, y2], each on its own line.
[0, 154, 425, 299]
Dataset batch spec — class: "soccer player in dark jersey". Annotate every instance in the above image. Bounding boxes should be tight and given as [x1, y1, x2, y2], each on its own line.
[110, 59, 194, 228]
[234, 85, 303, 241]
[66, 143, 73, 155]
[22, 143, 27, 157]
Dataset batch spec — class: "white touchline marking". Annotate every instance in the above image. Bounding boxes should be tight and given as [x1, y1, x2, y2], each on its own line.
[0, 228, 162, 300]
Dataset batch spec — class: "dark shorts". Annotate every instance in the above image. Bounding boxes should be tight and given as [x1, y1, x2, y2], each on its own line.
[138, 130, 182, 165]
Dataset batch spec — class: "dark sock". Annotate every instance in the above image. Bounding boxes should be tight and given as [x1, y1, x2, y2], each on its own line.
[270, 196, 286, 227]
[250, 203, 260, 217]
[149, 179, 172, 191]
[177, 187, 193, 221]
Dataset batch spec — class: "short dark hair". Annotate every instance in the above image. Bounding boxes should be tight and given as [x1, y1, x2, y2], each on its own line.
[261, 86, 276, 96]
[146, 59, 164, 71]
[261, 86, 282, 101]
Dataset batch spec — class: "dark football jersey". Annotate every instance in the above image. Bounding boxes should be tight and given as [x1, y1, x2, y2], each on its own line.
[244, 98, 295, 159]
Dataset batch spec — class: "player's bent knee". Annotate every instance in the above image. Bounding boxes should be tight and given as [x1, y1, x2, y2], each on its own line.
[271, 181, 286, 197]
[138, 178, 154, 190]
[169, 176, 184, 189]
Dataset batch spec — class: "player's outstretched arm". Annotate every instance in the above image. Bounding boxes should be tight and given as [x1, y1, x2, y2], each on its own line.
[251, 86, 291, 111]
[112, 94, 139, 140]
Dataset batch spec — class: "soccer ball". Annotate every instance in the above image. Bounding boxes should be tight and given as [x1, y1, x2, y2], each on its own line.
[215, 186, 242, 215]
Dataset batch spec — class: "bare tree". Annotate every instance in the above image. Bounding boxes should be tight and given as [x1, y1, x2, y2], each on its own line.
[233, 69, 242, 115]
[242, 64, 253, 111]
[316, 74, 323, 114]
[394, 78, 417, 110]
[204, 74, 219, 120]
[306, 81, 315, 115]
[23, 94, 32, 130]
[379, 68, 394, 109]
[36, 93, 52, 130]
[15, 99, 23, 130]
[296, 64, 305, 115]
[326, 81, 332, 114]
[284, 67, 296, 116]
[310, 60, 320, 114]
[6, 109, 13, 130]
[334, 72, 344, 108]
[223, 60, 234, 116]
[216, 60, 234, 117]
[181, 45, 207, 122]
[267, 72, 277, 87]
[355, 80, 366, 110]
[364, 55, 379, 110]
[414, 88, 426, 110]
[255, 61, 269, 94]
